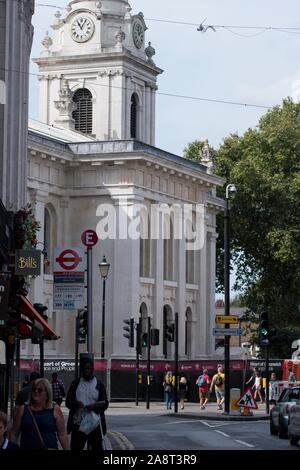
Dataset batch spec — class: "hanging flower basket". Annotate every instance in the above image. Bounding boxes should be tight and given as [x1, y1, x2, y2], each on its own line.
[13, 204, 41, 249]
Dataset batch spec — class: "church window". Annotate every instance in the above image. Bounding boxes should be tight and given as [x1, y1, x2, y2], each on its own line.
[72, 88, 93, 135]
[130, 93, 138, 139]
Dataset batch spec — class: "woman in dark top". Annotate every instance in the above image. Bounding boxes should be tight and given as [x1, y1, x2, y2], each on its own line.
[10, 378, 69, 450]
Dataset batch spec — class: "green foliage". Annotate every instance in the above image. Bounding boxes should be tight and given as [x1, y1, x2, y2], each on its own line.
[13, 204, 41, 249]
[213, 99, 300, 352]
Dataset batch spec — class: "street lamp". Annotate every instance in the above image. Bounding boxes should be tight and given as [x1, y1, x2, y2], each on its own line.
[224, 183, 236, 414]
[99, 256, 110, 359]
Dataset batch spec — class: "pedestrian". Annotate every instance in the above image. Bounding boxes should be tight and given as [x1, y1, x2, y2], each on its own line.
[51, 372, 65, 406]
[15, 371, 41, 406]
[22, 375, 30, 389]
[253, 371, 264, 403]
[288, 367, 296, 383]
[163, 371, 174, 410]
[178, 377, 188, 410]
[269, 372, 277, 400]
[196, 369, 211, 410]
[0, 412, 19, 450]
[245, 367, 258, 388]
[210, 366, 225, 410]
[9, 378, 69, 450]
[66, 357, 109, 450]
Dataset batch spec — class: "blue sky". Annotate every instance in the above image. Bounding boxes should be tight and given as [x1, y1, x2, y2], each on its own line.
[30, 0, 300, 156]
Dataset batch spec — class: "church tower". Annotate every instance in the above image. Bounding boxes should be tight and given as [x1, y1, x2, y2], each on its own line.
[33, 0, 162, 145]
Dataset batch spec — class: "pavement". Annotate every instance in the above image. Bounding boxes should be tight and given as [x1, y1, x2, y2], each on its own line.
[97, 401, 270, 421]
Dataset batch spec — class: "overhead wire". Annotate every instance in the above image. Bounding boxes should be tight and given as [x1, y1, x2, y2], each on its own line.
[0, 65, 272, 110]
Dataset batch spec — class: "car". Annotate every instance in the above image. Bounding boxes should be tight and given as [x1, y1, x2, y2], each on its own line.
[270, 386, 300, 438]
[288, 399, 300, 446]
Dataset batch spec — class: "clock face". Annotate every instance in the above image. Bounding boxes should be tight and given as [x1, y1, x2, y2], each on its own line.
[132, 20, 144, 49]
[71, 17, 95, 43]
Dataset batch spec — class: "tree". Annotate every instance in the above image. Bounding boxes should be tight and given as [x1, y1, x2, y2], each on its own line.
[185, 99, 300, 356]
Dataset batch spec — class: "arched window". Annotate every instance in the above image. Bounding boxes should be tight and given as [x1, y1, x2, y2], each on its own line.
[72, 88, 93, 134]
[44, 205, 57, 275]
[130, 93, 138, 139]
[139, 212, 151, 278]
[185, 307, 192, 357]
[163, 305, 173, 359]
[163, 216, 173, 281]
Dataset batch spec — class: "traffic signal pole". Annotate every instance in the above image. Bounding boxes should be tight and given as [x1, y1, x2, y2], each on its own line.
[146, 316, 151, 409]
[136, 322, 141, 406]
[174, 312, 179, 413]
[87, 248, 93, 354]
[266, 346, 270, 414]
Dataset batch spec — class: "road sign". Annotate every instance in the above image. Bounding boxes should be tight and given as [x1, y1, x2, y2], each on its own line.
[81, 229, 98, 248]
[54, 248, 84, 272]
[236, 387, 258, 409]
[53, 248, 85, 310]
[213, 328, 243, 336]
[215, 315, 239, 324]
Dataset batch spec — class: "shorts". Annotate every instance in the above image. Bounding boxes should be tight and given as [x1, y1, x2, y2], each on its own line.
[215, 389, 225, 400]
[199, 389, 209, 400]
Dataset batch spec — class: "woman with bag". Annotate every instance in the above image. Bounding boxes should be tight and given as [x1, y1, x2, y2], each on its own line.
[163, 371, 174, 410]
[10, 378, 69, 450]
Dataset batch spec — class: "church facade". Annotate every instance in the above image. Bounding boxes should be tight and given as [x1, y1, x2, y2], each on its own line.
[23, 0, 224, 367]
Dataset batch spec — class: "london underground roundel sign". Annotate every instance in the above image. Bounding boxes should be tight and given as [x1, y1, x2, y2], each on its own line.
[81, 229, 99, 248]
[55, 249, 83, 271]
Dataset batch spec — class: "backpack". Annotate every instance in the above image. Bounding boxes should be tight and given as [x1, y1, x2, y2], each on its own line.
[215, 375, 223, 386]
[197, 376, 207, 387]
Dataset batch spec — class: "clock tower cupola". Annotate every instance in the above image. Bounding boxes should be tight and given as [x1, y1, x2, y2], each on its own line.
[33, 0, 163, 144]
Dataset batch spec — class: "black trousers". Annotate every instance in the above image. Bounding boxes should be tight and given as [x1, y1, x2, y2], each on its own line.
[70, 424, 103, 451]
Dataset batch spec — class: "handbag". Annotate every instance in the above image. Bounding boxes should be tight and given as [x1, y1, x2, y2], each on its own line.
[28, 406, 57, 450]
[79, 411, 100, 435]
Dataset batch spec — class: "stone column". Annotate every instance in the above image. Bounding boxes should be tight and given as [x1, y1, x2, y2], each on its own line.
[208, 232, 218, 355]
[176, 224, 186, 357]
[152, 205, 164, 358]
[197, 221, 208, 357]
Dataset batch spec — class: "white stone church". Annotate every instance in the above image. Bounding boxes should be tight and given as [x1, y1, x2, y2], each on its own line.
[23, 0, 224, 365]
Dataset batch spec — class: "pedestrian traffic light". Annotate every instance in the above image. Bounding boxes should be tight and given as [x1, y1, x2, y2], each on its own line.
[123, 318, 134, 347]
[164, 323, 175, 342]
[136, 322, 142, 355]
[138, 372, 142, 384]
[150, 328, 159, 346]
[142, 332, 148, 348]
[78, 308, 88, 344]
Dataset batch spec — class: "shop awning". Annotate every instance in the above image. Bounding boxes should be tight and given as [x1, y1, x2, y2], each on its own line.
[18, 295, 59, 340]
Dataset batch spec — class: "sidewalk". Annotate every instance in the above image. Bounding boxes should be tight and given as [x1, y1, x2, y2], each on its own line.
[104, 401, 270, 421]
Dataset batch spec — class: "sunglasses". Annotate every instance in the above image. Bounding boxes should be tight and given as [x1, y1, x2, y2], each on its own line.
[32, 387, 45, 393]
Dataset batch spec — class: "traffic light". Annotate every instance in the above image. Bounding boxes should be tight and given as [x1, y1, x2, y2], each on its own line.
[136, 322, 142, 355]
[32, 303, 48, 344]
[123, 318, 134, 347]
[78, 308, 88, 344]
[164, 323, 175, 342]
[259, 311, 277, 347]
[138, 372, 143, 384]
[150, 328, 159, 346]
[142, 332, 148, 348]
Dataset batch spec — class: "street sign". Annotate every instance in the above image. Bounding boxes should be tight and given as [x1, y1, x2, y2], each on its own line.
[215, 315, 239, 324]
[53, 247, 85, 310]
[213, 328, 243, 336]
[236, 387, 258, 409]
[54, 249, 84, 272]
[81, 229, 98, 248]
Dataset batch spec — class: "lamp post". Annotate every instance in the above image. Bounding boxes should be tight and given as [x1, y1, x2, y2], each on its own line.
[224, 183, 236, 414]
[99, 256, 110, 359]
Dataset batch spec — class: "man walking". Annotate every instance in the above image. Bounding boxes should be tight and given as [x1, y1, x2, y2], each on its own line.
[210, 366, 225, 410]
[66, 357, 109, 450]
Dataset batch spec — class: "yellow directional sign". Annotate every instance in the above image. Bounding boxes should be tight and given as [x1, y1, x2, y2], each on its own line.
[215, 315, 239, 324]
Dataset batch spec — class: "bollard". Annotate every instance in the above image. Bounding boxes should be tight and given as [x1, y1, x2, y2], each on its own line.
[230, 388, 241, 415]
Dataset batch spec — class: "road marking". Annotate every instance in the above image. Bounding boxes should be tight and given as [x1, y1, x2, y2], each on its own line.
[215, 430, 230, 438]
[164, 419, 206, 425]
[234, 439, 255, 448]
